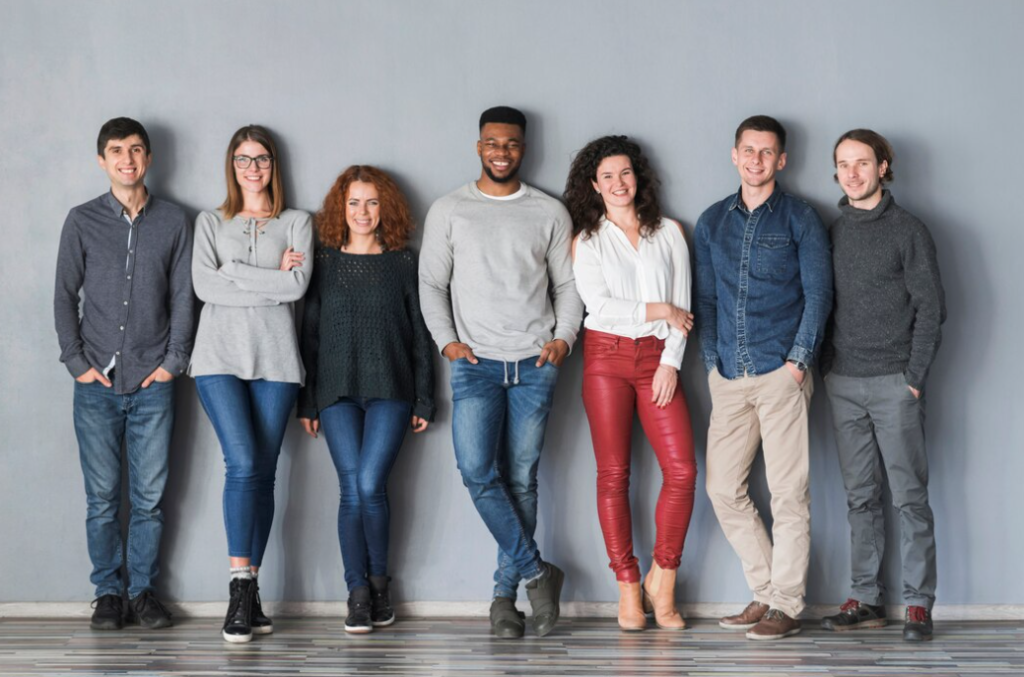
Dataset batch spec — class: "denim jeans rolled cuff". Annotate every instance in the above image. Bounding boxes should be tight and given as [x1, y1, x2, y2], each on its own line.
[195, 375, 299, 566]
[74, 379, 175, 598]
[319, 397, 412, 592]
[450, 356, 557, 599]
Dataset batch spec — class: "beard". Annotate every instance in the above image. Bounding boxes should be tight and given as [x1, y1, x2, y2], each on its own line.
[482, 162, 520, 184]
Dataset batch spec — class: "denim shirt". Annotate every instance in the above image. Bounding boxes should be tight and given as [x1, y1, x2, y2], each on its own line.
[695, 184, 832, 379]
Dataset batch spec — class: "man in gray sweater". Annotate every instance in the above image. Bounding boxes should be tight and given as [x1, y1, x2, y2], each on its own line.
[54, 118, 193, 631]
[419, 106, 583, 639]
[819, 129, 945, 642]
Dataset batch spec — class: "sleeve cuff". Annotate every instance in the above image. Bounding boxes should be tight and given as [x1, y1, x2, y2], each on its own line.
[64, 355, 92, 379]
[554, 328, 579, 353]
[413, 401, 436, 422]
[787, 345, 814, 367]
[297, 406, 318, 420]
[160, 354, 191, 377]
[436, 333, 460, 356]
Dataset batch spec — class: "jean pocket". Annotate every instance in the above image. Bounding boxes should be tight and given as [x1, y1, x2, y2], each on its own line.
[756, 233, 792, 278]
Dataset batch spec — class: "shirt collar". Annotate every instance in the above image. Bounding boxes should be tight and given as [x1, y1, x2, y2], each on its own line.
[104, 190, 152, 219]
[728, 183, 783, 214]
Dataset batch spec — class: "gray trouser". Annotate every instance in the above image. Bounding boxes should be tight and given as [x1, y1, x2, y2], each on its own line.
[824, 372, 937, 609]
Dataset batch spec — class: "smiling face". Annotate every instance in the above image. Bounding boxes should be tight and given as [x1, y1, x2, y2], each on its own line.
[732, 129, 786, 190]
[835, 139, 887, 208]
[592, 154, 637, 211]
[477, 122, 525, 184]
[345, 180, 381, 238]
[97, 134, 151, 189]
[232, 140, 273, 196]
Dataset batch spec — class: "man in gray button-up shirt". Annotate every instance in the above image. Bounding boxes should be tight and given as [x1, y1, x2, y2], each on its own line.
[53, 117, 193, 631]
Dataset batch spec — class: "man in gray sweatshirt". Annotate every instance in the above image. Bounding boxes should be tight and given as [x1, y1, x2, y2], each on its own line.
[54, 118, 193, 631]
[819, 129, 945, 642]
[419, 106, 583, 639]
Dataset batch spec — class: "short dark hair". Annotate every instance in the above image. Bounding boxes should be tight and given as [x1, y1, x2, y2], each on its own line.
[97, 117, 150, 156]
[833, 128, 895, 184]
[734, 115, 787, 152]
[479, 106, 527, 132]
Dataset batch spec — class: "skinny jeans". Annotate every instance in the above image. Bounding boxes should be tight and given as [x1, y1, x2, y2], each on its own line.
[581, 330, 697, 582]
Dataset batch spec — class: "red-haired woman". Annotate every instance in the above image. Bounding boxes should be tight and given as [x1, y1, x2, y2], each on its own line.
[298, 165, 435, 634]
[564, 135, 696, 632]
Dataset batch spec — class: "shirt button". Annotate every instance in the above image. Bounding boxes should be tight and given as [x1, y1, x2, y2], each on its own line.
[123, 301, 128, 305]
[116, 351, 121, 356]
[119, 326, 124, 331]
[129, 249, 134, 254]
[127, 275, 131, 280]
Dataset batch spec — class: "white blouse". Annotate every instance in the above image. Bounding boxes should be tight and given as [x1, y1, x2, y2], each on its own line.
[573, 216, 691, 368]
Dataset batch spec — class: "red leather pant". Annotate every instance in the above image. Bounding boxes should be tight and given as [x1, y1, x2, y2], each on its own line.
[582, 330, 697, 582]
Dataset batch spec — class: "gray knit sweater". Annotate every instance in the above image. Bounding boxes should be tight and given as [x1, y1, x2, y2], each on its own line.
[190, 209, 314, 384]
[822, 191, 946, 390]
[418, 182, 583, 361]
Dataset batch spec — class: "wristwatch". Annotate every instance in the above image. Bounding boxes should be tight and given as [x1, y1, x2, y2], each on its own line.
[787, 359, 807, 372]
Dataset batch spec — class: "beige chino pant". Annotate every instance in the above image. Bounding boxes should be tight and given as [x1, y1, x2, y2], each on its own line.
[705, 366, 813, 619]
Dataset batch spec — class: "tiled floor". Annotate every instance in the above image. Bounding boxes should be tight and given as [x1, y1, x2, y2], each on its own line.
[0, 617, 1021, 676]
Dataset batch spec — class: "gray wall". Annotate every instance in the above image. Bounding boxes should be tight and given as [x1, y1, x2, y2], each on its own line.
[1, 0, 1020, 607]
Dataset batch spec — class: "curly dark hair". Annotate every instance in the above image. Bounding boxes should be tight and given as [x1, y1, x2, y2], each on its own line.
[563, 135, 662, 240]
[316, 165, 415, 251]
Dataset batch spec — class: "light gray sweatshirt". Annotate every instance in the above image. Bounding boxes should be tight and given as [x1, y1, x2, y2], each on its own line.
[190, 209, 313, 383]
[418, 182, 583, 361]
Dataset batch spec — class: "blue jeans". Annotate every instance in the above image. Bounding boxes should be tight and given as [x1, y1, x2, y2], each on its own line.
[450, 357, 559, 600]
[73, 380, 175, 599]
[195, 376, 299, 566]
[320, 397, 412, 591]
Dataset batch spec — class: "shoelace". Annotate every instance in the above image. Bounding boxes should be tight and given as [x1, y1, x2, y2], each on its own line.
[907, 606, 929, 623]
[840, 598, 860, 613]
[135, 591, 171, 618]
[763, 609, 786, 622]
[91, 595, 121, 612]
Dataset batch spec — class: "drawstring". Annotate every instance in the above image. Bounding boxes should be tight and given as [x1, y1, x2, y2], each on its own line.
[502, 359, 521, 386]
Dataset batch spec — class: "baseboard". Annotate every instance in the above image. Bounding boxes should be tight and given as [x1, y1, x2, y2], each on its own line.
[2, 601, 1022, 621]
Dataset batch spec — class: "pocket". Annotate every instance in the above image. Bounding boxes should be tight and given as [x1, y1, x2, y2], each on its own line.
[756, 233, 792, 278]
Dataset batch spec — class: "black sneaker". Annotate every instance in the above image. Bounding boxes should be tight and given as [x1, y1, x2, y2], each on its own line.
[369, 575, 395, 627]
[903, 605, 933, 642]
[345, 586, 373, 634]
[222, 578, 255, 643]
[90, 594, 124, 630]
[250, 579, 273, 635]
[130, 590, 173, 629]
[525, 562, 564, 637]
[821, 598, 886, 631]
[489, 597, 526, 639]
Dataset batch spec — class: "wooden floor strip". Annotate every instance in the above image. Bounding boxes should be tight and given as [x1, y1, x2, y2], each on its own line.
[0, 617, 1021, 676]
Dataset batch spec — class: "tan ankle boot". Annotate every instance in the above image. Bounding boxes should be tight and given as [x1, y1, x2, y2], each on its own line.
[617, 581, 646, 631]
[642, 562, 686, 630]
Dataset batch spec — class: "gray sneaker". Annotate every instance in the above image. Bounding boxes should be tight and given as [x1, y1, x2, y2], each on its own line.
[525, 562, 564, 637]
[489, 597, 525, 639]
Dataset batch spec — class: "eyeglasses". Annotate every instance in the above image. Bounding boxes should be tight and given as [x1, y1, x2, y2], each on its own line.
[233, 154, 273, 169]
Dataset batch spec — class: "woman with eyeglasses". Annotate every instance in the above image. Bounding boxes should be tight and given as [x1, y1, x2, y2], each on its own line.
[190, 124, 313, 643]
[564, 135, 696, 632]
[298, 165, 435, 634]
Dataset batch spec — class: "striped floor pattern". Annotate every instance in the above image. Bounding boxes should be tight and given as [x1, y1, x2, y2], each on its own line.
[0, 617, 1021, 676]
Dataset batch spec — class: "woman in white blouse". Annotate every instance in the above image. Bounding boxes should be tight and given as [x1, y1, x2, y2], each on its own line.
[564, 135, 697, 632]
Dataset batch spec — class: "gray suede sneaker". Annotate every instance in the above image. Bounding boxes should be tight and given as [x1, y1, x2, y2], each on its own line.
[525, 562, 564, 637]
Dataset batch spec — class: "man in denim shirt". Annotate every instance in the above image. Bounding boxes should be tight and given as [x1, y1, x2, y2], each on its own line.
[695, 115, 832, 640]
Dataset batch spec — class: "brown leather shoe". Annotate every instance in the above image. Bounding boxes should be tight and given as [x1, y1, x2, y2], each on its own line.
[617, 581, 646, 632]
[719, 601, 769, 630]
[746, 608, 802, 640]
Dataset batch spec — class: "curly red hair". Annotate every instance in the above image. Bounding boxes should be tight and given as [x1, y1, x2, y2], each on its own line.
[317, 165, 414, 251]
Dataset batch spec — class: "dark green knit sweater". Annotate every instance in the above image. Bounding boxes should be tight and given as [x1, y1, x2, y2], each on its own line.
[822, 190, 946, 391]
[298, 247, 436, 421]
